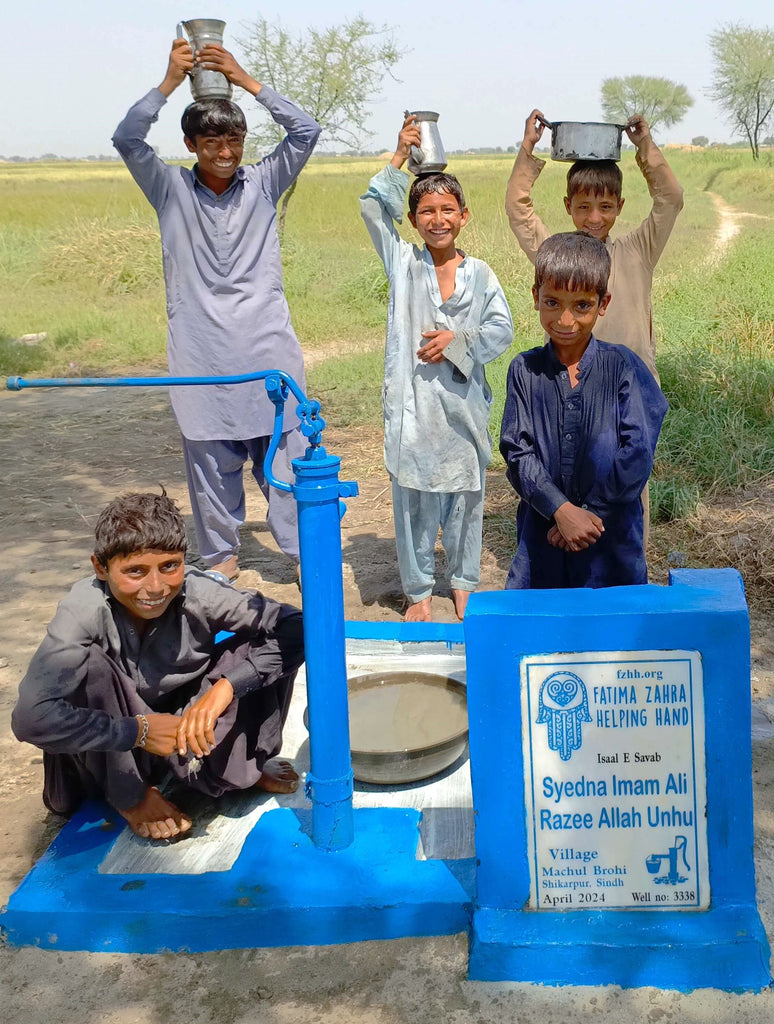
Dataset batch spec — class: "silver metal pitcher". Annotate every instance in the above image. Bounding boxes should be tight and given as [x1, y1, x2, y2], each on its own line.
[406, 110, 447, 174]
[178, 18, 233, 101]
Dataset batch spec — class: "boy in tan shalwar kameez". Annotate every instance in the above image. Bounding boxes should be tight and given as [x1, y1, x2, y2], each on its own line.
[505, 110, 683, 378]
[505, 110, 683, 540]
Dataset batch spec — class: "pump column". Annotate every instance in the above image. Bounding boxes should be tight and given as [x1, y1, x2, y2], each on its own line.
[292, 447, 358, 851]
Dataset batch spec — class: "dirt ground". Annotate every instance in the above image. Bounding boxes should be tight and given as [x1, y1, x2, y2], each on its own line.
[1, 382, 773, 1022]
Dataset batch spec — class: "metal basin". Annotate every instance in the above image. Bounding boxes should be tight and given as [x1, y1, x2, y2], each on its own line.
[347, 671, 468, 784]
[538, 117, 627, 162]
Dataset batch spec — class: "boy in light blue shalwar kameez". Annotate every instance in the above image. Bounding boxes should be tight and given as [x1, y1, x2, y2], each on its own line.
[360, 115, 514, 620]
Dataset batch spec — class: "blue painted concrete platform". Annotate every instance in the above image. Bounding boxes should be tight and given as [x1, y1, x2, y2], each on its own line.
[471, 905, 772, 991]
[2, 802, 472, 953]
[1, 628, 474, 954]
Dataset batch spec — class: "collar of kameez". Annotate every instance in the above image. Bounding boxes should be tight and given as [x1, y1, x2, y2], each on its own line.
[421, 248, 468, 309]
[421, 246, 467, 265]
[577, 334, 598, 376]
[191, 164, 247, 196]
[547, 334, 598, 376]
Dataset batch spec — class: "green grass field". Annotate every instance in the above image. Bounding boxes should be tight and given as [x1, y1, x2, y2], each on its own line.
[1, 148, 773, 518]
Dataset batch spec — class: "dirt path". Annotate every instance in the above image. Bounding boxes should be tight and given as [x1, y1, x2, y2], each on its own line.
[706, 192, 771, 265]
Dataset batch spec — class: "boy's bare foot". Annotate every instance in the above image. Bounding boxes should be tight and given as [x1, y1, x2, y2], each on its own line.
[119, 786, 193, 840]
[209, 554, 239, 581]
[255, 758, 299, 794]
[451, 589, 471, 620]
[404, 597, 432, 622]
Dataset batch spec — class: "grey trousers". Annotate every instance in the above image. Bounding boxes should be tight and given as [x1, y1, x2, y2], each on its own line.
[42, 619, 302, 815]
[182, 429, 307, 565]
[391, 469, 485, 603]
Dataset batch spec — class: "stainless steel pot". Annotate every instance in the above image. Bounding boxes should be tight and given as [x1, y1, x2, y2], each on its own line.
[178, 18, 233, 101]
[537, 116, 628, 162]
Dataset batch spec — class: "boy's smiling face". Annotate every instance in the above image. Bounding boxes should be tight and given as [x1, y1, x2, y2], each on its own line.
[564, 189, 624, 241]
[92, 549, 185, 624]
[185, 131, 245, 192]
[408, 189, 469, 252]
[533, 281, 610, 358]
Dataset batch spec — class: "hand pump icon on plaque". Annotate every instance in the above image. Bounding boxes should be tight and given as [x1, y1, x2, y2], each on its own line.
[646, 835, 691, 885]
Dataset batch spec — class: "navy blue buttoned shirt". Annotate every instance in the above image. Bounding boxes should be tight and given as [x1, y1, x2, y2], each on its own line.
[499, 336, 668, 589]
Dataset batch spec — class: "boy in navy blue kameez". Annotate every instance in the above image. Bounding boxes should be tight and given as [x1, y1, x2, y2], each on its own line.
[500, 232, 668, 589]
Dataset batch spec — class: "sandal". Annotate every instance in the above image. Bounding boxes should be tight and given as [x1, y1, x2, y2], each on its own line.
[203, 569, 232, 585]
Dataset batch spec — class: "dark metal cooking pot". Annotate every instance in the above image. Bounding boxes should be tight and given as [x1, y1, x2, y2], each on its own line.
[537, 116, 628, 162]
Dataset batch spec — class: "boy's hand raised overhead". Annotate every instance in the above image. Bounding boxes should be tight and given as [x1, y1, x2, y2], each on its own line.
[391, 114, 422, 169]
[195, 44, 262, 95]
[521, 109, 547, 157]
[159, 37, 194, 97]
[625, 115, 651, 148]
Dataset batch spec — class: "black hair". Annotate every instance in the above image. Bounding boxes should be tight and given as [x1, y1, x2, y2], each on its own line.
[566, 160, 623, 201]
[181, 99, 247, 140]
[93, 491, 187, 567]
[408, 172, 466, 216]
[534, 232, 611, 300]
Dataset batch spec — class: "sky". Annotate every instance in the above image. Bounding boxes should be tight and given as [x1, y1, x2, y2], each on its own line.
[2, 1, 772, 158]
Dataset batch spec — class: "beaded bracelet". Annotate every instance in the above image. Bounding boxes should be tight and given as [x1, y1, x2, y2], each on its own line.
[135, 714, 149, 749]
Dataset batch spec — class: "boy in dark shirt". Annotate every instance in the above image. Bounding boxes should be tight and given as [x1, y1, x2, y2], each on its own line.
[12, 492, 303, 840]
[500, 232, 668, 589]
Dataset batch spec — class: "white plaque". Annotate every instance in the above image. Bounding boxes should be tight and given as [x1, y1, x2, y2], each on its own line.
[521, 651, 709, 911]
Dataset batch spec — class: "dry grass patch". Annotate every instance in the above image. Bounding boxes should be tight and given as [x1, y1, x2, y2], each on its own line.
[45, 214, 162, 295]
[651, 478, 774, 615]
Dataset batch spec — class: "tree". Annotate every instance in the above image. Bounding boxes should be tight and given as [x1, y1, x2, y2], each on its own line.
[691, 136, 709, 147]
[240, 16, 404, 231]
[709, 23, 774, 160]
[600, 76, 693, 135]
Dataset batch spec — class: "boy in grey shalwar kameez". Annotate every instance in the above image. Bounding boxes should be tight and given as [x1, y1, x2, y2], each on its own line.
[360, 115, 513, 621]
[113, 38, 321, 584]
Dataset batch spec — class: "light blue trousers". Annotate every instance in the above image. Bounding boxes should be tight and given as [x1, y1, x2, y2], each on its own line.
[182, 429, 307, 566]
[391, 469, 485, 603]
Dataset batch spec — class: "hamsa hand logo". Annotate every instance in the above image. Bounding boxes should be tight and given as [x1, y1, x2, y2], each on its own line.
[537, 671, 590, 761]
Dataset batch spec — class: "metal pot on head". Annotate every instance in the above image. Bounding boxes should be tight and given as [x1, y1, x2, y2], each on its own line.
[178, 18, 233, 101]
[537, 115, 627, 162]
[406, 110, 448, 174]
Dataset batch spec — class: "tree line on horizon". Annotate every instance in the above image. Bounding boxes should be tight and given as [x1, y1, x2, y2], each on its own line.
[7, 21, 774, 170]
